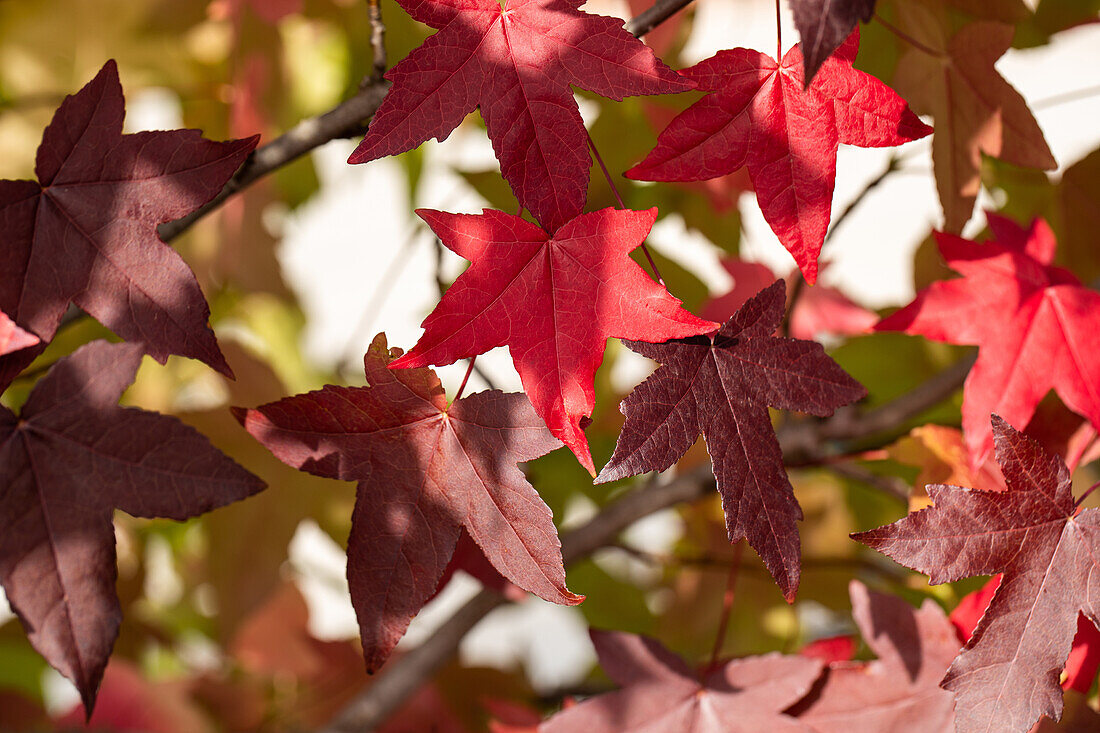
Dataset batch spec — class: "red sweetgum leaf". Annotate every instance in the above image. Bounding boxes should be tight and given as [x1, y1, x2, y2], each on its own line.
[348, 0, 692, 231]
[876, 214, 1100, 470]
[0, 60, 257, 377]
[0, 340, 265, 716]
[952, 576, 1100, 695]
[540, 629, 822, 732]
[597, 282, 865, 600]
[626, 32, 929, 284]
[790, 580, 958, 732]
[890, 9, 1055, 231]
[789, 0, 876, 84]
[389, 207, 716, 474]
[853, 416, 1100, 732]
[234, 333, 581, 673]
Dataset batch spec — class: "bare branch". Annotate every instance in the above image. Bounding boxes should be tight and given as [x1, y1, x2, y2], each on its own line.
[321, 465, 714, 733]
[624, 0, 695, 36]
[158, 80, 390, 243]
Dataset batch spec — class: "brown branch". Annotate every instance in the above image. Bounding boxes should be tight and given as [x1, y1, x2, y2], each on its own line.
[624, 0, 695, 37]
[367, 0, 388, 81]
[321, 465, 714, 733]
[158, 80, 390, 243]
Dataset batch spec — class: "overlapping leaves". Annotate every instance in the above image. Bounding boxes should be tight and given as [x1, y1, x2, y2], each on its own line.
[855, 416, 1100, 732]
[349, 0, 691, 230]
[390, 207, 716, 474]
[236, 333, 580, 672]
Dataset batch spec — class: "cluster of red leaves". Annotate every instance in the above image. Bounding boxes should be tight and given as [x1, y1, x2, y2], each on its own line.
[878, 215, 1100, 469]
[856, 418, 1100, 732]
[3, 1, 1099, 730]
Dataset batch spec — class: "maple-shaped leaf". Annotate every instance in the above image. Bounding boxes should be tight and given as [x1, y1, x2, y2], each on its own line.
[890, 10, 1055, 231]
[347, 0, 692, 231]
[596, 282, 865, 599]
[234, 333, 581, 672]
[790, 580, 958, 732]
[0, 340, 265, 715]
[853, 416, 1100, 733]
[876, 214, 1100, 470]
[789, 0, 876, 84]
[0, 60, 258, 376]
[540, 629, 822, 732]
[626, 32, 930, 284]
[389, 207, 716, 474]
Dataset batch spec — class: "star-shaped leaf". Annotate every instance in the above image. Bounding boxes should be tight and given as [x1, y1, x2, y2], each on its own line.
[596, 282, 865, 600]
[789, 0, 876, 84]
[389, 207, 716, 474]
[876, 214, 1100, 470]
[0, 340, 265, 715]
[853, 416, 1100, 733]
[0, 60, 258, 376]
[626, 32, 930, 283]
[234, 333, 581, 673]
[540, 629, 822, 732]
[890, 8, 1055, 231]
[790, 580, 958, 732]
[348, 0, 692, 230]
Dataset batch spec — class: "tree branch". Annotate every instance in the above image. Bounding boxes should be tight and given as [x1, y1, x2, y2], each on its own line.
[158, 80, 390, 243]
[321, 465, 714, 733]
[624, 0, 695, 36]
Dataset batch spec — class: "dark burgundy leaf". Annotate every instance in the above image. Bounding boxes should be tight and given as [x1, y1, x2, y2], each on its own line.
[0, 340, 265, 714]
[597, 281, 865, 600]
[0, 60, 257, 376]
[790, 0, 876, 83]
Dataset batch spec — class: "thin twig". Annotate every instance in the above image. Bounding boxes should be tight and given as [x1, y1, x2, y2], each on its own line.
[873, 13, 945, 58]
[453, 357, 476, 402]
[585, 130, 664, 285]
[623, 0, 695, 37]
[824, 154, 900, 245]
[705, 541, 743, 674]
[826, 462, 909, 503]
[367, 0, 387, 82]
[775, 0, 782, 60]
